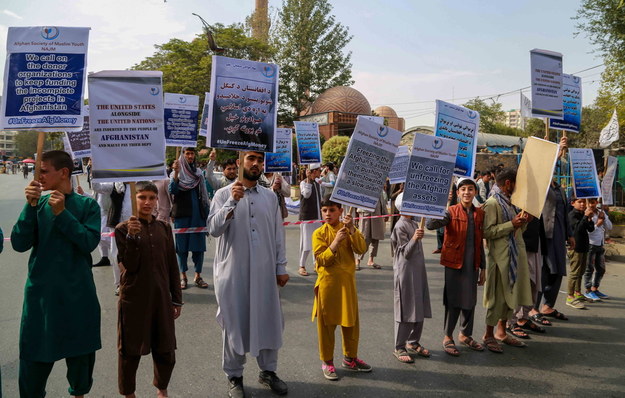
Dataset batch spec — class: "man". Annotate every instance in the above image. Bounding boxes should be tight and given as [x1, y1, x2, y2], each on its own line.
[115, 181, 182, 398]
[476, 170, 491, 204]
[298, 163, 322, 276]
[482, 168, 533, 353]
[319, 162, 336, 197]
[205, 149, 238, 190]
[91, 180, 113, 268]
[208, 151, 289, 398]
[356, 191, 388, 270]
[169, 147, 211, 289]
[12, 150, 101, 397]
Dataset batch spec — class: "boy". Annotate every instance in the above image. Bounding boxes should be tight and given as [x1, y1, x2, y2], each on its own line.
[427, 178, 486, 355]
[583, 199, 611, 301]
[566, 198, 595, 309]
[115, 181, 183, 397]
[391, 193, 431, 363]
[312, 197, 371, 380]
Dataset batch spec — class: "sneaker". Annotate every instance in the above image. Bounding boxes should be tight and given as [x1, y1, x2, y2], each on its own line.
[322, 362, 338, 381]
[92, 256, 111, 267]
[258, 371, 288, 395]
[595, 290, 609, 299]
[228, 376, 245, 398]
[566, 298, 585, 309]
[341, 357, 372, 372]
[587, 291, 602, 302]
[574, 293, 587, 302]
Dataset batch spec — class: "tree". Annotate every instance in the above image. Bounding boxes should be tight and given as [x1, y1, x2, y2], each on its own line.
[272, 0, 354, 124]
[14, 131, 59, 158]
[462, 98, 507, 135]
[321, 135, 349, 166]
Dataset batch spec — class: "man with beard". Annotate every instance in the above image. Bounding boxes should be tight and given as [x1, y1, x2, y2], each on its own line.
[169, 147, 211, 289]
[208, 151, 289, 398]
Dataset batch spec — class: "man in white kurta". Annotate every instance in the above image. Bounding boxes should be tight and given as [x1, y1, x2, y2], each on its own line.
[208, 151, 289, 397]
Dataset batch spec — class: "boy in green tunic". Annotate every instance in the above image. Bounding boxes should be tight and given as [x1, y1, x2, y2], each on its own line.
[11, 150, 101, 398]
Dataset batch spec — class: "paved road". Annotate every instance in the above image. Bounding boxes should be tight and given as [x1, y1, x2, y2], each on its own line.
[1, 173, 624, 397]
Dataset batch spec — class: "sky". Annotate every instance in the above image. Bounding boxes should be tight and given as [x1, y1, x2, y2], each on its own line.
[0, 0, 605, 128]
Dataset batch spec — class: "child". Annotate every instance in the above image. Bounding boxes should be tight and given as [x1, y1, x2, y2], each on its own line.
[566, 198, 595, 309]
[390, 193, 431, 363]
[583, 200, 612, 301]
[115, 181, 183, 397]
[312, 197, 371, 381]
[427, 178, 487, 355]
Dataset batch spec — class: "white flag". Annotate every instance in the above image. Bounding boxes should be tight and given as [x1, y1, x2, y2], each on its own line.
[520, 93, 532, 118]
[599, 109, 619, 148]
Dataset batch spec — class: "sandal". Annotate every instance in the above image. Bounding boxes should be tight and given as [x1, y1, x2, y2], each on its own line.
[460, 337, 485, 351]
[443, 340, 460, 357]
[506, 323, 530, 339]
[180, 277, 188, 290]
[498, 335, 527, 347]
[298, 267, 309, 276]
[530, 313, 552, 326]
[519, 320, 546, 333]
[393, 349, 414, 363]
[369, 263, 382, 269]
[406, 343, 431, 358]
[194, 277, 209, 289]
[483, 337, 503, 353]
[355, 264, 362, 271]
[541, 309, 568, 320]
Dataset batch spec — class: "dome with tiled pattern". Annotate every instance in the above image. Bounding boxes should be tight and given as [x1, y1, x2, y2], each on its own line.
[374, 105, 398, 118]
[310, 86, 371, 115]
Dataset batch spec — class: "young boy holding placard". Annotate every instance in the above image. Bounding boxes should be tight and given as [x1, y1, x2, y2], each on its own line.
[566, 198, 595, 309]
[312, 197, 372, 380]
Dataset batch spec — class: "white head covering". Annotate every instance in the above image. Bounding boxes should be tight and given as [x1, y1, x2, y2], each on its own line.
[309, 163, 321, 170]
[395, 192, 404, 214]
[456, 177, 477, 188]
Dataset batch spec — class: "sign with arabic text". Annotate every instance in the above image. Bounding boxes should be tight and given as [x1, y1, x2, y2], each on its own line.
[434, 100, 479, 178]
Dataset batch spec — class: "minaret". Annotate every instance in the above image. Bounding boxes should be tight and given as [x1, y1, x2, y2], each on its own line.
[251, 0, 270, 43]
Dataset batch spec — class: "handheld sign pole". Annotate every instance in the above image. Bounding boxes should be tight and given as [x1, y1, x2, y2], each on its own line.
[238, 152, 245, 180]
[419, 217, 426, 230]
[130, 182, 137, 217]
[544, 118, 550, 141]
[30, 131, 46, 206]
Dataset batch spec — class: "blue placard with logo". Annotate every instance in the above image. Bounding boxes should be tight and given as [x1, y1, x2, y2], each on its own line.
[294, 121, 322, 164]
[265, 128, 292, 173]
[164, 93, 199, 147]
[569, 148, 600, 199]
[549, 74, 582, 133]
[199, 92, 210, 137]
[434, 100, 479, 178]
[1, 26, 90, 131]
[207, 56, 278, 152]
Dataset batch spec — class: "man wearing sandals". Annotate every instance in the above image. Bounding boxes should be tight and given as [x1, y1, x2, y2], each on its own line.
[427, 178, 486, 356]
[169, 147, 211, 290]
[482, 168, 533, 352]
[208, 151, 289, 398]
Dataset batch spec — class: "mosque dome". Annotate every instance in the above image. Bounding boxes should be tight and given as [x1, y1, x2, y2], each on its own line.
[374, 105, 398, 118]
[310, 86, 371, 115]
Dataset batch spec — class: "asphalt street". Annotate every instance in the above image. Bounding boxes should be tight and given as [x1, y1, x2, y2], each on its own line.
[1, 173, 624, 397]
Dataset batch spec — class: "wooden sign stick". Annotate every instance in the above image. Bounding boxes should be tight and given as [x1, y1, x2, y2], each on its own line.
[130, 182, 137, 216]
[30, 131, 46, 206]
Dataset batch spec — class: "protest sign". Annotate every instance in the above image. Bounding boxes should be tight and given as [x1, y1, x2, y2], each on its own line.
[434, 100, 479, 178]
[164, 93, 199, 147]
[1, 26, 89, 131]
[199, 92, 210, 137]
[569, 148, 601, 199]
[511, 137, 560, 218]
[331, 116, 402, 211]
[549, 74, 581, 133]
[295, 121, 322, 164]
[64, 106, 91, 158]
[599, 109, 619, 148]
[601, 156, 617, 206]
[361, 115, 384, 124]
[88, 70, 166, 182]
[400, 134, 458, 219]
[72, 158, 84, 175]
[388, 145, 410, 184]
[530, 49, 563, 118]
[265, 128, 292, 173]
[207, 56, 278, 152]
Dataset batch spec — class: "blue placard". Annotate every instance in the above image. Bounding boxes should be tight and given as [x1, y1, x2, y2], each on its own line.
[265, 128, 292, 173]
[569, 148, 600, 199]
[295, 121, 322, 164]
[434, 100, 479, 178]
[164, 93, 199, 147]
[549, 74, 581, 133]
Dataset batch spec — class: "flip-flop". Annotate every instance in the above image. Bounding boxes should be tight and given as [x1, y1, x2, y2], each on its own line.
[406, 343, 431, 358]
[443, 340, 460, 356]
[483, 337, 503, 353]
[180, 277, 188, 290]
[460, 337, 485, 351]
[498, 335, 527, 347]
[393, 349, 414, 363]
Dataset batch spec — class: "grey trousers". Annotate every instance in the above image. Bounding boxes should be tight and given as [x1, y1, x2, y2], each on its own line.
[395, 321, 424, 350]
[444, 307, 475, 338]
[222, 331, 278, 378]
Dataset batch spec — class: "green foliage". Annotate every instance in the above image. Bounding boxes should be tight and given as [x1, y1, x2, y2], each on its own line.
[462, 98, 506, 135]
[608, 210, 625, 224]
[272, 0, 354, 124]
[14, 131, 60, 158]
[524, 118, 547, 138]
[321, 135, 349, 166]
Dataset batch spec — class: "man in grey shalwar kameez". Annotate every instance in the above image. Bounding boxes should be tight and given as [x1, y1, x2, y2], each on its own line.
[208, 151, 289, 398]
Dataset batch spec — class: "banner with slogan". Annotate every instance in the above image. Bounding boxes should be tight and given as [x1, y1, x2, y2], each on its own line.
[434, 100, 479, 178]
[569, 148, 601, 199]
[199, 92, 210, 137]
[88, 70, 166, 182]
[511, 137, 560, 218]
[388, 145, 410, 184]
[0, 26, 90, 131]
[207, 56, 278, 152]
[64, 106, 91, 158]
[400, 134, 458, 219]
[601, 156, 617, 206]
[295, 121, 322, 164]
[164, 93, 199, 147]
[530, 48, 563, 118]
[331, 116, 402, 211]
[265, 128, 292, 173]
[549, 74, 581, 133]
